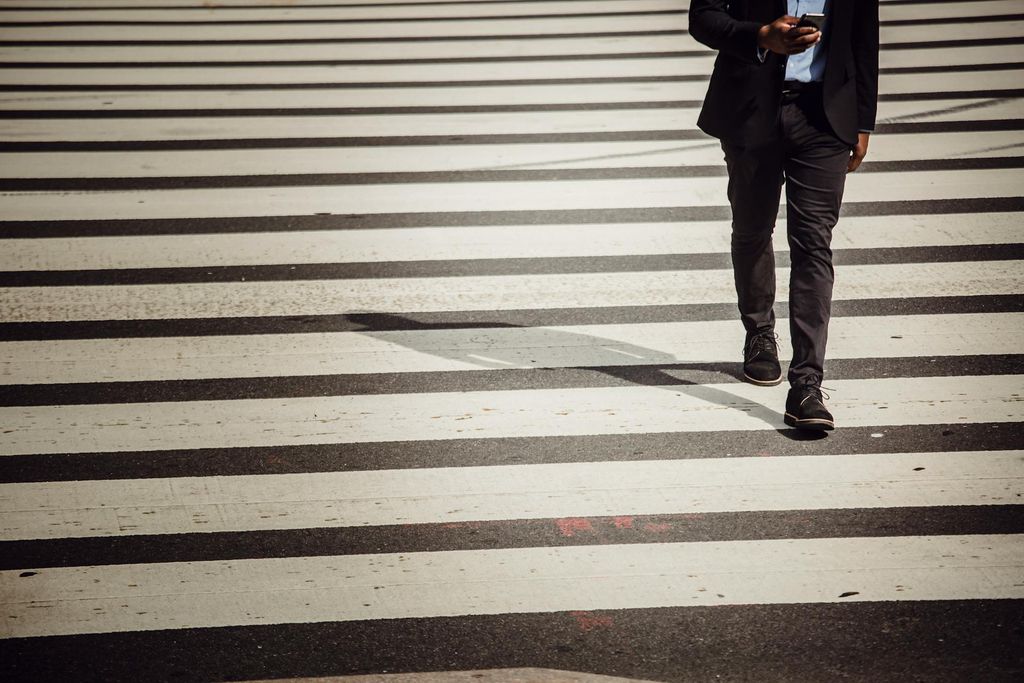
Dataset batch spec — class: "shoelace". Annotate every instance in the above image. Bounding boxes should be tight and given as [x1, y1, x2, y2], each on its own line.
[797, 382, 832, 404]
[746, 331, 779, 359]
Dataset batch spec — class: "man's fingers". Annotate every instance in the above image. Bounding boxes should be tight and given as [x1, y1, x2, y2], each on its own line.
[786, 30, 820, 45]
[848, 150, 866, 173]
[848, 134, 871, 173]
[761, 15, 813, 56]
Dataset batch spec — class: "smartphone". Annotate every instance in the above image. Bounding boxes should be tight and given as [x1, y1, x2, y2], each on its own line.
[797, 12, 825, 30]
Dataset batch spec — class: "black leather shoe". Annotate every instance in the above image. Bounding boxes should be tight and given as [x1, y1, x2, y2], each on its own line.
[743, 331, 782, 386]
[784, 383, 835, 431]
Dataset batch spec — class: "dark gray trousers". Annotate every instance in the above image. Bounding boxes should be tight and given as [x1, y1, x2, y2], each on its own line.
[721, 87, 851, 387]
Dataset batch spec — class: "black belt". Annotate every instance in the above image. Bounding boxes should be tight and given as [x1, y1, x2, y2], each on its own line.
[781, 80, 822, 102]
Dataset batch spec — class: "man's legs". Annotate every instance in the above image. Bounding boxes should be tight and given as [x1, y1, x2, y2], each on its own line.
[720, 92, 849, 428]
[721, 138, 786, 341]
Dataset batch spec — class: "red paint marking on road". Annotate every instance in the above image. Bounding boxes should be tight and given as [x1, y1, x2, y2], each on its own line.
[642, 522, 672, 533]
[612, 516, 635, 529]
[556, 518, 594, 537]
[569, 611, 614, 632]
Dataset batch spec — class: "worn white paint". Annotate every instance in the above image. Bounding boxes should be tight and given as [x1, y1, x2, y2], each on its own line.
[3, 131, 1021, 177]
[2, 451, 1021, 540]
[1, 169, 1022, 221]
[0, 35, 692, 65]
[1, 214, 1019, 271]
[3, 534, 1022, 638]
[0, 57, 723, 86]
[0, 0, 686, 23]
[0, 14, 693, 43]
[0, 40, 1018, 69]
[1, 375, 1022, 456]
[0, 62, 1019, 96]
[0, 107, 706, 141]
[2, 260, 1020, 322]
[2, 83, 1016, 113]
[2, 95, 1021, 141]
[0, 15, 1019, 43]
[1, 313, 1019, 384]
[0, 140, 726, 177]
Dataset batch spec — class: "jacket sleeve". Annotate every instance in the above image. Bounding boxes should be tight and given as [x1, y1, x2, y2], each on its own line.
[852, 0, 880, 132]
[689, 0, 766, 64]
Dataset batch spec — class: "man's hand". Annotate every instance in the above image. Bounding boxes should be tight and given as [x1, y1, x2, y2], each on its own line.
[847, 132, 870, 172]
[757, 15, 821, 55]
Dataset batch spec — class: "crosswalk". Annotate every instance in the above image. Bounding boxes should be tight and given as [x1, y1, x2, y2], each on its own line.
[0, 0, 1022, 680]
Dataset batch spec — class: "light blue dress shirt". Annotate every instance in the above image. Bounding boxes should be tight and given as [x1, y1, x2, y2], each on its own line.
[755, 0, 870, 133]
[786, 0, 830, 82]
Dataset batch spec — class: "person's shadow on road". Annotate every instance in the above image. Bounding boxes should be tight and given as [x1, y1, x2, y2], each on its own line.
[344, 313, 819, 439]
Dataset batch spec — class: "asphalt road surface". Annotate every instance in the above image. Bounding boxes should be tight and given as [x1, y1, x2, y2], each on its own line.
[0, 0, 1022, 681]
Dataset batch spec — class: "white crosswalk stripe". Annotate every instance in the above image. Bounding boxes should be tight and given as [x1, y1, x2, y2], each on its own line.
[1, 97, 1022, 139]
[4, 374, 1022, 455]
[3, 170, 1023, 220]
[3, 131, 1023, 176]
[2, 42, 1019, 67]
[0, 214, 1019, 270]
[0, 0, 1022, 679]
[0, 0, 687, 22]
[3, 535, 1023, 638]
[2, 16, 1021, 42]
[3, 76, 1016, 110]
[4, 260, 1020, 320]
[1, 313, 1018, 384]
[2, 451, 1021, 540]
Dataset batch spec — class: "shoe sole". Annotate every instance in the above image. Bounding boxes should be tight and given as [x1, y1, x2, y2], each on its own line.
[784, 412, 835, 431]
[744, 372, 783, 387]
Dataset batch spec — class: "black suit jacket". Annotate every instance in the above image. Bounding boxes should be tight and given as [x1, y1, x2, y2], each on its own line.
[689, 0, 879, 146]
